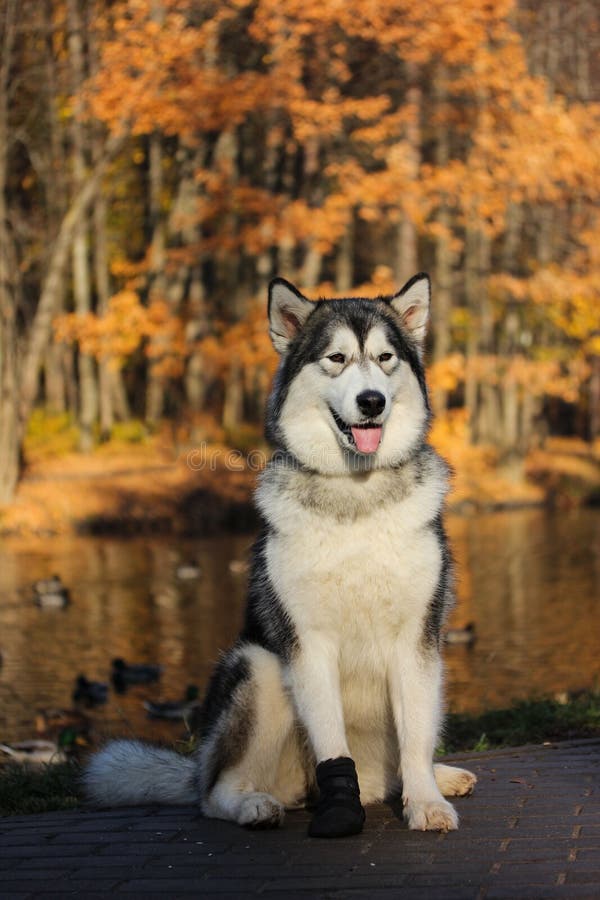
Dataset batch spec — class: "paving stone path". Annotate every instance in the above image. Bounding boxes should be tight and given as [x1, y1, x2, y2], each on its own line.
[1, 739, 599, 899]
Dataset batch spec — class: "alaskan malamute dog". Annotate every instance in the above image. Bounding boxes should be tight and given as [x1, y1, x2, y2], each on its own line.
[84, 274, 476, 837]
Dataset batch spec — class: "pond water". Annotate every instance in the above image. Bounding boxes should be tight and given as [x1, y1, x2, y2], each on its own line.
[0, 508, 599, 746]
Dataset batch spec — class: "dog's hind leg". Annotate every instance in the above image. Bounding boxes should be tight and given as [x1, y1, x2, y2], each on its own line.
[199, 645, 299, 828]
[433, 763, 477, 797]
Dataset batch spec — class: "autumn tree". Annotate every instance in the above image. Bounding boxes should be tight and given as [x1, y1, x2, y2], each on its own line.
[1, 0, 599, 504]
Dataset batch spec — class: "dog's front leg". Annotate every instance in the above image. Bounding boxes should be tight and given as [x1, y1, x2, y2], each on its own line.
[290, 632, 348, 761]
[289, 632, 365, 838]
[388, 642, 458, 832]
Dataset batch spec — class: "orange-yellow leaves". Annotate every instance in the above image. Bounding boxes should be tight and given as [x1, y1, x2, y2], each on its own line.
[429, 353, 590, 405]
[66, 0, 600, 438]
[84, 0, 600, 252]
[54, 291, 186, 377]
[199, 304, 278, 380]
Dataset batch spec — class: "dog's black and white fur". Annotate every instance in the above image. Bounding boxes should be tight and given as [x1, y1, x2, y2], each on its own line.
[84, 274, 476, 836]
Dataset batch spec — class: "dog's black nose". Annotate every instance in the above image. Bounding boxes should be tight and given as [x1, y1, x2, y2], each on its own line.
[356, 390, 386, 417]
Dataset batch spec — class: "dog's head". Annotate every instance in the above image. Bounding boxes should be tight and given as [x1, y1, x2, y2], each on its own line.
[266, 275, 431, 474]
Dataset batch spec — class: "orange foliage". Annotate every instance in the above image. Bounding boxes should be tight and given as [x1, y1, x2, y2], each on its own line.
[429, 352, 590, 405]
[490, 267, 600, 357]
[54, 291, 187, 377]
[84, 0, 600, 258]
[88, 1, 272, 138]
[199, 303, 278, 380]
[55, 0, 599, 452]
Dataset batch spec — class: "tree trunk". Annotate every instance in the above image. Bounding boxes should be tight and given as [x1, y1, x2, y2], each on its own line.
[0, 279, 19, 505]
[0, 216, 19, 503]
[499, 206, 524, 456]
[500, 311, 521, 456]
[68, 0, 97, 451]
[536, 204, 554, 267]
[111, 367, 131, 421]
[521, 389, 541, 452]
[222, 362, 244, 432]
[40, 0, 69, 415]
[501, 202, 523, 273]
[167, 143, 209, 415]
[431, 66, 453, 414]
[464, 226, 480, 441]
[502, 375, 520, 454]
[395, 216, 418, 286]
[185, 351, 206, 414]
[93, 185, 114, 439]
[394, 72, 420, 284]
[300, 246, 323, 289]
[431, 219, 453, 417]
[145, 131, 168, 424]
[0, 0, 20, 503]
[43, 344, 67, 413]
[544, 0, 560, 98]
[88, 13, 114, 440]
[277, 135, 299, 281]
[465, 227, 498, 445]
[475, 232, 498, 444]
[19, 130, 126, 426]
[73, 232, 98, 451]
[575, 0, 592, 102]
[335, 215, 354, 293]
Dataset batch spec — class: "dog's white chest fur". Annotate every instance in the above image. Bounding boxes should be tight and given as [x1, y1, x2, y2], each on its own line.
[258, 453, 448, 653]
[269, 510, 439, 638]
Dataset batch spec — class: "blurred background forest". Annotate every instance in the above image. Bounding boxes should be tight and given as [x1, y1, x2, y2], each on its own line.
[1, 0, 599, 528]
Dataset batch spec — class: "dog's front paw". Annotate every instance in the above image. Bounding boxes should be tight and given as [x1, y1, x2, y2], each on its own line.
[433, 763, 477, 797]
[236, 792, 284, 828]
[308, 757, 365, 838]
[404, 796, 458, 832]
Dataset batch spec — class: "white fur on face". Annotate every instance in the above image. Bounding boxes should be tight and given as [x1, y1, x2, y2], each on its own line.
[278, 324, 428, 474]
[322, 326, 396, 428]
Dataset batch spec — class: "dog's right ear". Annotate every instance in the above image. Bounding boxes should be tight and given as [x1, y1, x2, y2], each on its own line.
[268, 278, 314, 353]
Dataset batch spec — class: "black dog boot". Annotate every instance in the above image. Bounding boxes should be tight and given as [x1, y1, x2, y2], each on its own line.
[308, 756, 366, 838]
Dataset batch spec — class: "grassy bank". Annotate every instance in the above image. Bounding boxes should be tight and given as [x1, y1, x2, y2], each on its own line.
[1, 692, 599, 817]
[0, 760, 80, 816]
[440, 690, 600, 755]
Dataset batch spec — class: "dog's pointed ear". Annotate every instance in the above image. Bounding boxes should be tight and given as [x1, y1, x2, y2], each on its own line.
[268, 278, 314, 353]
[389, 273, 430, 352]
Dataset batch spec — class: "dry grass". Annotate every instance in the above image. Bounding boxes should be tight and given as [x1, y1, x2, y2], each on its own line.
[0, 429, 257, 536]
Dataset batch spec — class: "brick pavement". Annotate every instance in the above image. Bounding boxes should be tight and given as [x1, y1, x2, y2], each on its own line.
[0, 739, 598, 899]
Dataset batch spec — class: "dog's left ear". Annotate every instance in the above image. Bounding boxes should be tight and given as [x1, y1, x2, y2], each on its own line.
[268, 278, 314, 353]
[388, 273, 430, 352]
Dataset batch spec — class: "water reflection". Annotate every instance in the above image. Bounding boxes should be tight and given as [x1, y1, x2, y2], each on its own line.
[445, 508, 600, 713]
[0, 509, 599, 745]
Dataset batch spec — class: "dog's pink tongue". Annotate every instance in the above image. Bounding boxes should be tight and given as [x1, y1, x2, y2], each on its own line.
[351, 426, 382, 454]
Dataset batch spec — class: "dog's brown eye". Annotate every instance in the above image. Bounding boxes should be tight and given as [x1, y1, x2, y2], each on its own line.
[379, 352, 393, 363]
[328, 353, 346, 364]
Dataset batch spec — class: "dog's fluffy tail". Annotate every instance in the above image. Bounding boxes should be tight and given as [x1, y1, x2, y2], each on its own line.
[83, 739, 197, 807]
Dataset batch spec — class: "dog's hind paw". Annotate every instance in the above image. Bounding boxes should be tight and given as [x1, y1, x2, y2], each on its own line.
[404, 797, 458, 832]
[433, 763, 477, 797]
[236, 792, 284, 828]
